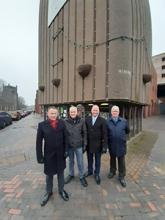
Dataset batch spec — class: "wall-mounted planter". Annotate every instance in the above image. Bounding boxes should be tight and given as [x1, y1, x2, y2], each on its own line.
[39, 85, 45, 91]
[78, 64, 92, 79]
[52, 78, 61, 87]
[143, 74, 152, 84]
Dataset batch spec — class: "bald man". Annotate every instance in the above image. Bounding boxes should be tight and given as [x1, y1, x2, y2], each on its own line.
[85, 105, 107, 185]
[107, 105, 130, 187]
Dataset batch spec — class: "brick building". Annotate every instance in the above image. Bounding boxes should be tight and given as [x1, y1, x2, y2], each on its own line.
[153, 53, 165, 114]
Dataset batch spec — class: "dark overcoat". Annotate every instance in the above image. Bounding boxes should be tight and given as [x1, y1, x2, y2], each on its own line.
[107, 117, 130, 157]
[85, 116, 107, 153]
[36, 119, 68, 175]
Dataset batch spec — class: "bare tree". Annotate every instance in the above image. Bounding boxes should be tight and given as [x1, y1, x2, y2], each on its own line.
[18, 96, 26, 109]
[0, 79, 6, 92]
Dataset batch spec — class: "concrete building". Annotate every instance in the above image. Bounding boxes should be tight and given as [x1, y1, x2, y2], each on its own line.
[38, 0, 156, 136]
[153, 53, 165, 114]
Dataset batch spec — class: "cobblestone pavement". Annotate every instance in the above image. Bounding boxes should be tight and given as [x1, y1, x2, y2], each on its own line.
[0, 114, 165, 220]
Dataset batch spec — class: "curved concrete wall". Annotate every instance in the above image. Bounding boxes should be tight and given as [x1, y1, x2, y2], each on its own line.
[38, 0, 153, 106]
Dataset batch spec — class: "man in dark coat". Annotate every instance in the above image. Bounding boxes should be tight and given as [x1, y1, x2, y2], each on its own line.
[85, 105, 107, 185]
[36, 107, 69, 206]
[64, 106, 88, 187]
[107, 105, 130, 187]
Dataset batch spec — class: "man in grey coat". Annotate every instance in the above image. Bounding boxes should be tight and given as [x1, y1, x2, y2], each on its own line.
[64, 106, 88, 187]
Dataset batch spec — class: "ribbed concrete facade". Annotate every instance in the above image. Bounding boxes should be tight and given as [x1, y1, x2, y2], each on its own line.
[38, 0, 155, 135]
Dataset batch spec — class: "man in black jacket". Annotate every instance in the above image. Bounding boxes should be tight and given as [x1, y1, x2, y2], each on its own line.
[36, 107, 69, 206]
[85, 105, 107, 185]
[64, 106, 88, 187]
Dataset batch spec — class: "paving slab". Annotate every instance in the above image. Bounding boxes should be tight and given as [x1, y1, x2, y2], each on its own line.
[0, 115, 165, 219]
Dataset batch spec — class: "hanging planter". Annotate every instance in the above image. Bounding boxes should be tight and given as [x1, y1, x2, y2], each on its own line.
[39, 85, 45, 91]
[143, 74, 152, 84]
[52, 78, 61, 87]
[78, 64, 92, 79]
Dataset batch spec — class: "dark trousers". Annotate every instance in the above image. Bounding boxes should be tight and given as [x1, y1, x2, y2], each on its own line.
[87, 151, 101, 176]
[46, 171, 64, 193]
[110, 154, 126, 178]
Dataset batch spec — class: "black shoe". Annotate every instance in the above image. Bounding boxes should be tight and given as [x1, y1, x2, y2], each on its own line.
[84, 171, 93, 177]
[64, 175, 74, 184]
[94, 175, 101, 185]
[80, 177, 88, 187]
[108, 172, 115, 179]
[40, 192, 53, 206]
[59, 190, 69, 201]
[119, 178, 126, 187]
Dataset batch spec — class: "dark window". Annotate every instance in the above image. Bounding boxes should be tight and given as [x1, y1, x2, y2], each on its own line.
[162, 57, 165, 62]
[162, 74, 165, 78]
[162, 65, 165, 70]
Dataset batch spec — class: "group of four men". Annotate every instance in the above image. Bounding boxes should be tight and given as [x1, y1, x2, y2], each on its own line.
[36, 105, 130, 206]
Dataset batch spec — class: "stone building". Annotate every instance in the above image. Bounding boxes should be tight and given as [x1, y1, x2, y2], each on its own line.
[38, 0, 156, 137]
[0, 84, 18, 111]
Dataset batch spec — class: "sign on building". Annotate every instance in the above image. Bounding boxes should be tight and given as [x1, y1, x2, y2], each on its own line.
[48, 0, 67, 26]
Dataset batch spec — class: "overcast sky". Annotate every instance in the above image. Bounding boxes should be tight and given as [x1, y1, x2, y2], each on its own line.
[0, 0, 39, 106]
[0, 0, 164, 106]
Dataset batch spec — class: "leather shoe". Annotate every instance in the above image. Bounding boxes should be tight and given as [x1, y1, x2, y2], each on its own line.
[40, 192, 52, 206]
[84, 171, 93, 177]
[108, 172, 115, 179]
[80, 177, 88, 187]
[59, 190, 69, 201]
[64, 175, 74, 184]
[94, 175, 101, 185]
[119, 178, 126, 187]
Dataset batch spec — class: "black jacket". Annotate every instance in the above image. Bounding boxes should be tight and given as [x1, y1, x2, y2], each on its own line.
[86, 116, 107, 153]
[36, 119, 68, 175]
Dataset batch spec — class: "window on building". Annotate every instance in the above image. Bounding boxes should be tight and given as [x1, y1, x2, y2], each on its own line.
[162, 65, 165, 70]
[162, 74, 165, 78]
[162, 57, 165, 62]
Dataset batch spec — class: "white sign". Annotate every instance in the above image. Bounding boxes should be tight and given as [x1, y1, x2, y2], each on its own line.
[118, 69, 131, 75]
[48, 0, 67, 26]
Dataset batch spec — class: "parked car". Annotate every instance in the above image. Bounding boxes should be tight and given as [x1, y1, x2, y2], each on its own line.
[0, 112, 12, 126]
[18, 110, 26, 118]
[0, 117, 6, 129]
[9, 111, 21, 121]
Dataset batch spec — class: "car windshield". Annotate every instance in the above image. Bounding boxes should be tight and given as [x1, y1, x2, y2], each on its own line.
[0, 112, 9, 115]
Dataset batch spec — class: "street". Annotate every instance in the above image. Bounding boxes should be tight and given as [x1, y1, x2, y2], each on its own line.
[0, 114, 165, 220]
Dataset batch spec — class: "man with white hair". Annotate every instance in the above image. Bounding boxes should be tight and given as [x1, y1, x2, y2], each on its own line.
[64, 106, 88, 187]
[107, 105, 130, 187]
